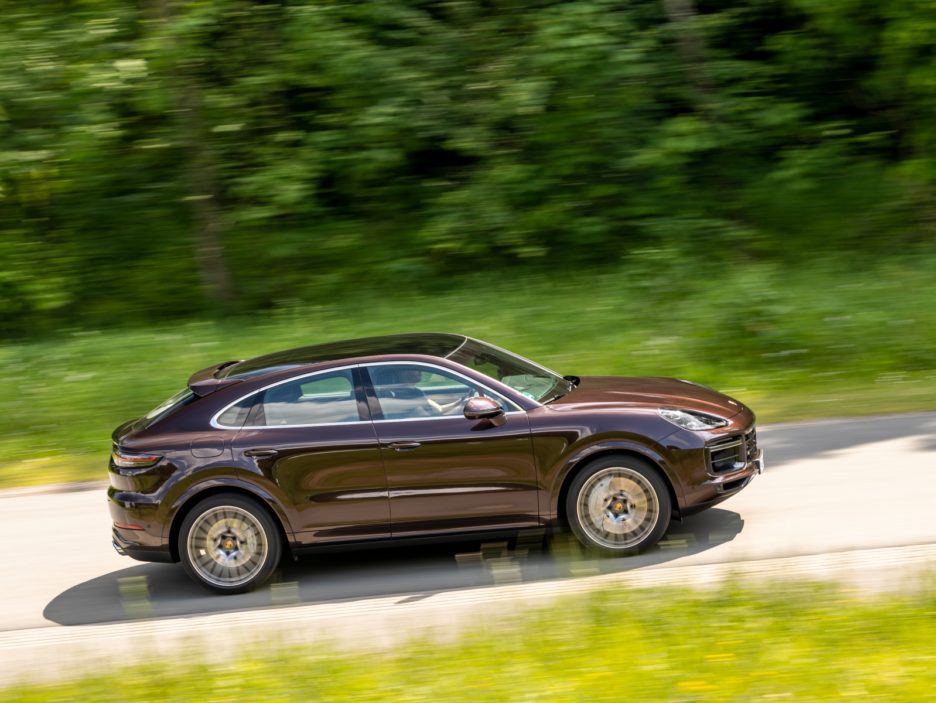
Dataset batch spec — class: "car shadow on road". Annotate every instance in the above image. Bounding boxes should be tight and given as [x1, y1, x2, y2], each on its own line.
[761, 411, 936, 469]
[44, 508, 742, 627]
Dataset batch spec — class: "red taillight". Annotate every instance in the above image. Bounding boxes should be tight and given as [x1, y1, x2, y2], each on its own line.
[114, 522, 145, 531]
[111, 450, 162, 469]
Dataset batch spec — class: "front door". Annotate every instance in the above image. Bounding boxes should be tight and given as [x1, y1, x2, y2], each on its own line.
[362, 362, 539, 536]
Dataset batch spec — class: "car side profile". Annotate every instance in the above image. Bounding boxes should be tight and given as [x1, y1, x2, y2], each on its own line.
[109, 333, 763, 593]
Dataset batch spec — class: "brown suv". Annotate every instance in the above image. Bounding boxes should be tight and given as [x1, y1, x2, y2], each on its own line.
[109, 333, 762, 593]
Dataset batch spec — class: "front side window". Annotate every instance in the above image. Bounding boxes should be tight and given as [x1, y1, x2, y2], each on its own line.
[367, 364, 511, 420]
[219, 369, 361, 427]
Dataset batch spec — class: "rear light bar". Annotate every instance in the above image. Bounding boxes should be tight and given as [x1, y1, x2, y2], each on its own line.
[114, 521, 145, 531]
[111, 450, 162, 469]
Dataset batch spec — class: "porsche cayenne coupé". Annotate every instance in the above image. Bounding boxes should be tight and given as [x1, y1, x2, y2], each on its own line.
[109, 333, 763, 593]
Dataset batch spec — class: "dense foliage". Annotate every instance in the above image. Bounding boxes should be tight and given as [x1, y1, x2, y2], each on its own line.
[2, 1, 936, 334]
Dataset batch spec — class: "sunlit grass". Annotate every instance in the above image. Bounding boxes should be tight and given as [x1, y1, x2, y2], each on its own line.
[2, 256, 935, 489]
[2, 582, 934, 700]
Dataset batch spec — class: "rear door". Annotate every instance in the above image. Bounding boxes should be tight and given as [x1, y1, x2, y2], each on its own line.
[362, 362, 540, 536]
[225, 366, 390, 542]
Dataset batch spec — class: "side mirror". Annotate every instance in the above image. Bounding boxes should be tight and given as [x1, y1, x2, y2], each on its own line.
[463, 396, 505, 422]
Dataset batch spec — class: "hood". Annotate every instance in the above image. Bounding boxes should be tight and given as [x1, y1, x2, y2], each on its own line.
[547, 376, 744, 418]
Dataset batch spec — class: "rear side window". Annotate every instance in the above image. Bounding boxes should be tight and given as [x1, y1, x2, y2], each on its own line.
[219, 370, 361, 427]
[216, 396, 253, 428]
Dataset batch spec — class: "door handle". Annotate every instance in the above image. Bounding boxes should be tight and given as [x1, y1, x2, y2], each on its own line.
[386, 441, 422, 451]
[244, 448, 279, 458]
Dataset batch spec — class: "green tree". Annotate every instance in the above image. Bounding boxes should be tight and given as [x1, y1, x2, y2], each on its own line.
[1, 1, 935, 336]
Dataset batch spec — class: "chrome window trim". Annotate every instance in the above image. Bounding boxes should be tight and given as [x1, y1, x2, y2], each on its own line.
[230, 420, 371, 429]
[210, 364, 365, 430]
[372, 413, 523, 424]
[363, 360, 525, 416]
[210, 360, 526, 430]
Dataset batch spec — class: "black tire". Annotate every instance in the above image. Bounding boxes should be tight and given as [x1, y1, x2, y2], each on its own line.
[178, 494, 282, 594]
[565, 455, 671, 556]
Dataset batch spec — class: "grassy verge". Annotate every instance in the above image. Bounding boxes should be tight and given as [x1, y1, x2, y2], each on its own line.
[2, 255, 935, 489]
[3, 582, 934, 700]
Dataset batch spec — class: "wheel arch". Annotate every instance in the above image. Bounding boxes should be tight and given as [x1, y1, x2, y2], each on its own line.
[167, 481, 294, 562]
[554, 445, 680, 529]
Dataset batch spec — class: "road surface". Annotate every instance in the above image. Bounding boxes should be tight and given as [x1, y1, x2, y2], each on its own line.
[2, 412, 935, 684]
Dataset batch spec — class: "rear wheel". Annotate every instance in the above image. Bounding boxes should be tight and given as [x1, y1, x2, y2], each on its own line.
[566, 456, 671, 556]
[178, 494, 281, 594]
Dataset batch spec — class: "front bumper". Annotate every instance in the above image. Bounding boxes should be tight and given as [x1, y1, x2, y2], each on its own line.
[674, 439, 764, 517]
[708, 447, 763, 493]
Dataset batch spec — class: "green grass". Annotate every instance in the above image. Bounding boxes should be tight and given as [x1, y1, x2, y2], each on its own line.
[2, 582, 934, 700]
[2, 255, 935, 489]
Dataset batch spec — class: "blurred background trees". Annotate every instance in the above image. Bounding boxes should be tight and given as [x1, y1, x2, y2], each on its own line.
[2, 0, 935, 336]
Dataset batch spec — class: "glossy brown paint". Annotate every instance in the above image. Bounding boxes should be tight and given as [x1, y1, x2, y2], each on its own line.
[548, 376, 746, 417]
[232, 422, 390, 541]
[530, 375, 757, 521]
[527, 406, 681, 523]
[374, 414, 539, 535]
[109, 334, 759, 565]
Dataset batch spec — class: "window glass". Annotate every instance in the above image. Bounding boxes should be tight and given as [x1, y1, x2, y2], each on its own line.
[217, 396, 253, 428]
[246, 370, 360, 426]
[448, 338, 567, 402]
[368, 364, 508, 420]
[143, 388, 194, 425]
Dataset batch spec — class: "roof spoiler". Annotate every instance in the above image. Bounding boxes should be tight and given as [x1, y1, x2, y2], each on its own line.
[187, 360, 243, 398]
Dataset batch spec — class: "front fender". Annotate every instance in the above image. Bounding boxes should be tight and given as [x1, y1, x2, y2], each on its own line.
[547, 439, 684, 519]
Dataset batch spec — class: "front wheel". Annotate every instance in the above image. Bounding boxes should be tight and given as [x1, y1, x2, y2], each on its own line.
[566, 456, 671, 556]
[178, 494, 282, 594]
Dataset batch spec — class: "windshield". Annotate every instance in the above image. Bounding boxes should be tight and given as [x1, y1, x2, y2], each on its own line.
[447, 338, 569, 402]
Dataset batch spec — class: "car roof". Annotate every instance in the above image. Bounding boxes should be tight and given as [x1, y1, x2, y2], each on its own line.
[220, 332, 468, 380]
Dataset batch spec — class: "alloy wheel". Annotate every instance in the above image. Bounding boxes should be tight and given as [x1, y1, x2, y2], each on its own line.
[186, 505, 270, 588]
[576, 466, 660, 550]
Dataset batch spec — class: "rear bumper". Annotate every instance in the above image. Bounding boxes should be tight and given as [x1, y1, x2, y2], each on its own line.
[111, 527, 175, 563]
[109, 490, 174, 563]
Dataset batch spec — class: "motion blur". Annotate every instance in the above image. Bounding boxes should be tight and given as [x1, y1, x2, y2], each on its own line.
[1, 1, 934, 700]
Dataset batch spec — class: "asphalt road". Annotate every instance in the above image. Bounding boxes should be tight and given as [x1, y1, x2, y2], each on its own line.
[2, 412, 935, 683]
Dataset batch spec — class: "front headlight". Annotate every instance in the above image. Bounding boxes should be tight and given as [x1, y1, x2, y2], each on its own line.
[658, 407, 729, 431]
